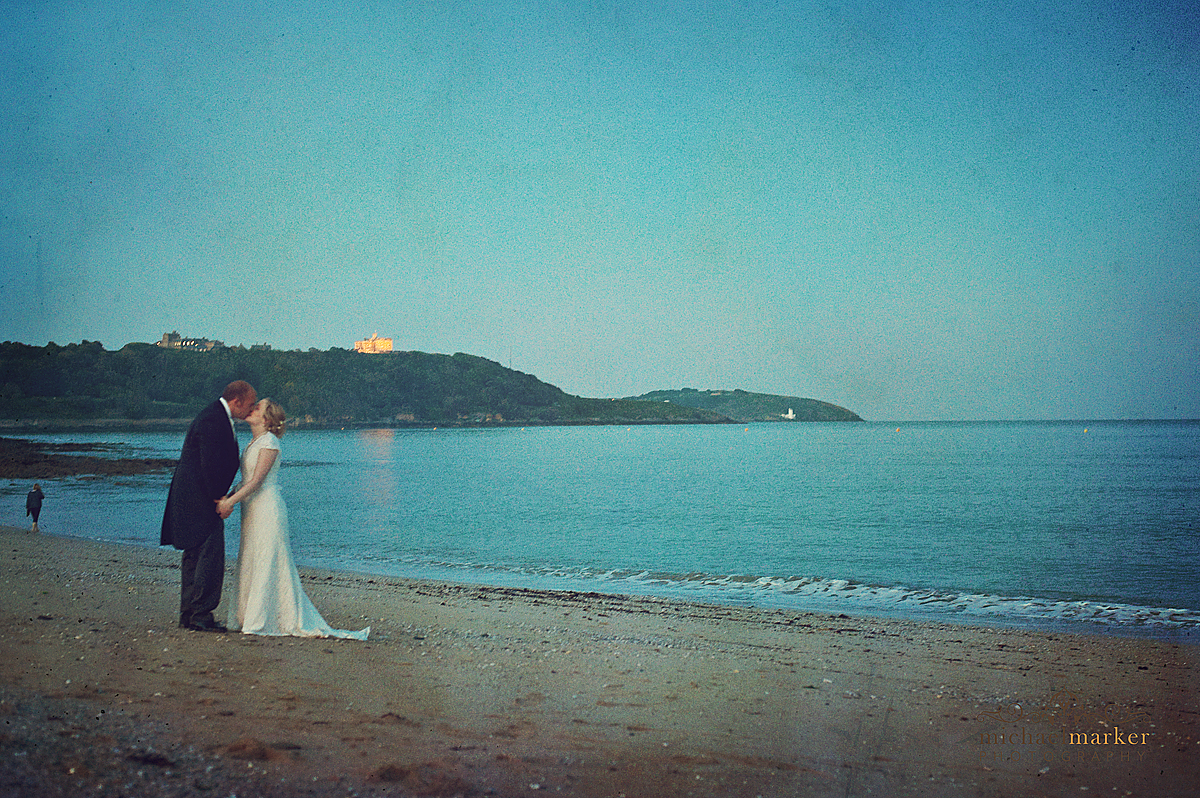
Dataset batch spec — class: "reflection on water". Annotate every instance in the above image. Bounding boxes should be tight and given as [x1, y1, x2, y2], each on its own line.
[356, 427, 396, 458]
[354, 428, 397, 533]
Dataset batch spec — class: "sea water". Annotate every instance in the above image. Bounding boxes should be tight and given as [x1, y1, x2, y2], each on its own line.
[5, 421, 1198, 637]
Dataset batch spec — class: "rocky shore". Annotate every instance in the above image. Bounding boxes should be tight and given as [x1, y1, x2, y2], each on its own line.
[0, 437, 176, 479]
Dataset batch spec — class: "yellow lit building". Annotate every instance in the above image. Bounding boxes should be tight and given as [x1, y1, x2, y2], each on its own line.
[354, 332, 393, 353]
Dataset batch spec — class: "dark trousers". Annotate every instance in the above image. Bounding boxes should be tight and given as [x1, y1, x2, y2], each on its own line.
[180, 529, 225, 623]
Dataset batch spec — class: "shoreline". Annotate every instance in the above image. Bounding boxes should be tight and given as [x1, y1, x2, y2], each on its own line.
[27, 529, 1200, 645]
[0, 418, 747, 435]
[2, 525, 1196, 797]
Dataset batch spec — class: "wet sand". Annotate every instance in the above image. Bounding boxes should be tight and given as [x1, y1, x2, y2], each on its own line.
[1, 524, 1195, 797]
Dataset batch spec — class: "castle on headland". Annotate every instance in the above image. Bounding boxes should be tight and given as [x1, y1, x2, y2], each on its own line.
[354, 333, 393, 354]
[157, 331, 224, 351]
[156, 332, 270, 351]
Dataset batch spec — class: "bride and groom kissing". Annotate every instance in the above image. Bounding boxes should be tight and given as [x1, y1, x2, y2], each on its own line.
[161, 380, 368, 640]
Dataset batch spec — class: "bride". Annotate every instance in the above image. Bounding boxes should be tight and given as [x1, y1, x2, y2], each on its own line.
[217, 399, 369, 640]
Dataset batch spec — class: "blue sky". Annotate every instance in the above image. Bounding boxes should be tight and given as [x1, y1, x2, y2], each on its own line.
[2, 1, 1197, 421]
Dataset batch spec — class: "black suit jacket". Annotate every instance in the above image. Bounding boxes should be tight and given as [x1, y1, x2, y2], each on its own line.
[160, 400, 240, 551]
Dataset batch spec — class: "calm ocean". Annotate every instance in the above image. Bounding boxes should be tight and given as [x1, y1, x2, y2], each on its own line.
[6, 421, 1198, 637]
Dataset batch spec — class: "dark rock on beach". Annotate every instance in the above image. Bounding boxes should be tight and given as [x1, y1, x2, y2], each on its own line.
[0, 437, 176, 479]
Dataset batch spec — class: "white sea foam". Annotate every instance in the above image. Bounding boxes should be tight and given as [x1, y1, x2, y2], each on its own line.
[330, 554, 1200, 633]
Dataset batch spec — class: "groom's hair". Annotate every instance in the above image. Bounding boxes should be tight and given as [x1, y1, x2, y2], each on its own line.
[222, 380, 256, 403]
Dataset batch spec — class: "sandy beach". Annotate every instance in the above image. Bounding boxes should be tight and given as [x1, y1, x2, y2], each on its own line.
[1, 524, 1195, 797]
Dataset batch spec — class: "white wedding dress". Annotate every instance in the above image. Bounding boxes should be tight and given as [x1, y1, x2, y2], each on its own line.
[227, 432, 369, 640]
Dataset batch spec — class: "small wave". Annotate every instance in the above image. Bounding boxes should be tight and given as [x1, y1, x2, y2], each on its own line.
[602, 571, 1200, 629]
[302, 553, 1200, 633]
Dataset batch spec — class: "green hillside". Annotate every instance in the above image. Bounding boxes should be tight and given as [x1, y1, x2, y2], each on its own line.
[627, 388, 863, 422]
[0, 341, 728, 426]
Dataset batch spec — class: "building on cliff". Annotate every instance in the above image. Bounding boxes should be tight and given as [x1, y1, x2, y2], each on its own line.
[157, 331, 224, 351]
[354, 332, 393, 353]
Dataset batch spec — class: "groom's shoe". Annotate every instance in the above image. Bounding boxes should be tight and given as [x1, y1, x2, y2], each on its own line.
[185, 616, 228, 633]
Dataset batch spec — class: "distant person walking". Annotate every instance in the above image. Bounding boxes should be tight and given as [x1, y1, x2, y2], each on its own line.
[25, 484, 44, 533]
[161, 380, 257, 633]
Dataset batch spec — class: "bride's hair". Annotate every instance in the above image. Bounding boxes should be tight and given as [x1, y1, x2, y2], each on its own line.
[262, 399, 287, 437]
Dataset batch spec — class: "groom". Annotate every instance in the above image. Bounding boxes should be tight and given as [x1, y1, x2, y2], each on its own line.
[161, 380, 257, 632]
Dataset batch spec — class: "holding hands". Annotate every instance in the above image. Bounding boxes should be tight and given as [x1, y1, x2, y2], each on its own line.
[216, 495, 236, 519]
